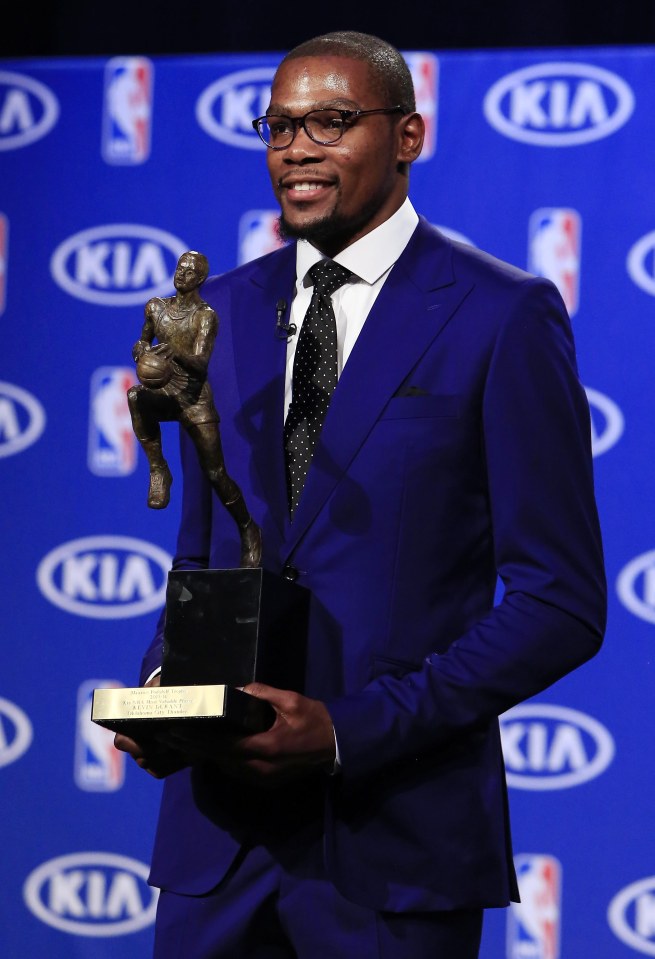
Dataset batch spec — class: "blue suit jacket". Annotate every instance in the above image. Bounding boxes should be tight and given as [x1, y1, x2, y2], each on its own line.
[142, 218, 606, 911]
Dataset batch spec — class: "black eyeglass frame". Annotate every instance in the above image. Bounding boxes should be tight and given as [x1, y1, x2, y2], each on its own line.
[251, 106, 405, 149]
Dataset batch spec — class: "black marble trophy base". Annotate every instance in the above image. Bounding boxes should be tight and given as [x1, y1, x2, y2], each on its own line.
[162, 567, 308, 692]
[92, 567, 309, 741]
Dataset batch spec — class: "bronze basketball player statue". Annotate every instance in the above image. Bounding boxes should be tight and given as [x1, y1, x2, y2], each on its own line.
[127, 251, 262, 568]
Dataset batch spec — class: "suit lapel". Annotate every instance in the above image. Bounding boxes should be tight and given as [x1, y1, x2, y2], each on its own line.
[285, 220, 474, 555]
[231, 245, 296, 538]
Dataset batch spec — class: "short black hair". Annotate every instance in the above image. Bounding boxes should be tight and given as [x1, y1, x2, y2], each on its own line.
[280, 31, 416, 113]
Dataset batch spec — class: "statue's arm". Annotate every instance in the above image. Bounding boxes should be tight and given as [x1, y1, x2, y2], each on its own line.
[132, 299, 158, 361]
[175, 305, 217, 378]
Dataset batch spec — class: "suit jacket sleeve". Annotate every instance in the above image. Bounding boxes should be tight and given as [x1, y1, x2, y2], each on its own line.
[327, 276, 607, 781]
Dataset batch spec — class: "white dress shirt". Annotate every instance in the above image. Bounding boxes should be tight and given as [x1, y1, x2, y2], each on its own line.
[284, 198, 419, 419]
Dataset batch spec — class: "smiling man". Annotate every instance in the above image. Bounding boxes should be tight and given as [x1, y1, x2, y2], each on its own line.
[116, 31, 606, 959]
[262, 55, 415, 255]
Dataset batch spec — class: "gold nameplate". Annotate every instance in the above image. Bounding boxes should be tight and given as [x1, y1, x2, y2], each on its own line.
[92, 685, 227, 725]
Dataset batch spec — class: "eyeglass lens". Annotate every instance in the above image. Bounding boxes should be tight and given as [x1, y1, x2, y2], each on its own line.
[259, 110, 349, 147]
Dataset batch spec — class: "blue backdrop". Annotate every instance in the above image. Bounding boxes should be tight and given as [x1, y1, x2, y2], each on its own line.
[1, 46, 654, 958]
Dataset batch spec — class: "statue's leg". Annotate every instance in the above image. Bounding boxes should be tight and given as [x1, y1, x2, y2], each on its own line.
[188, 421, 262, 568]
[127, 386, 173, 509]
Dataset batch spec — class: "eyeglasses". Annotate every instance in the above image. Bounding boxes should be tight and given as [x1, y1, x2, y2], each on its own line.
[252, 106, 404, 149]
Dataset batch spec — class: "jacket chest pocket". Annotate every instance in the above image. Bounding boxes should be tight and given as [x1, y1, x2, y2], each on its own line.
[380, 393, 461, 421]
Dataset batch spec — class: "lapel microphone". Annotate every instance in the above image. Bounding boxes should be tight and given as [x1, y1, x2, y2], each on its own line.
[275, 299, 296, 339]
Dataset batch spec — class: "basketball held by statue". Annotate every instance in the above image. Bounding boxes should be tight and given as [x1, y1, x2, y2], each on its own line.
[137, 349, 173, 389]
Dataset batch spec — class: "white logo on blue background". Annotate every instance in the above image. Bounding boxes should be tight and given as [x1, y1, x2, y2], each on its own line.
[196, 67, 275, 149]
[608, 876, 655, 956]
[403, 52, 438, 161]
[0, 696, 33, 768]
[50, 224, 187, 306]
[627, 231, 655, 297]
[0, 380, 46, 458]
[75, 680, 125, 792]
[528, 208, 581, 316]
[617, 550, 655, 625]
[238, 210, 286, 264]
[500, 703, 615, 789]
[0, 70, 59, 151]
[88, 367, 138, 476]
[584, 387, 624, 457]
[508, 854, 561, 959]
[36, 535, 172, 619]
[23, 852, 158, 936]
[102, 56, 153, 164]
[483, 62, 634, 146]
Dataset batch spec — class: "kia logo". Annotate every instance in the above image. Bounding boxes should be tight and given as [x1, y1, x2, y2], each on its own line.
[36, 535, 172, 619]
[0, 696, 33, 768]
[483, 62, 634, 146]
[617, 550, 655, 625]
[0, 380, 46, 458]
[500, 703, 615, 789]
[0, 70, 59, 151]
[584, 386, 624, 457]
[50, 224, 187, 306]
[627, 231, 655, 297]
[23, 852, 158, 936]
[196, 66, 275, 149]
[608, 876, 655, 956]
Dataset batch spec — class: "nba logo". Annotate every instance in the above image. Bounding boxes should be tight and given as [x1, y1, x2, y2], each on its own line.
[508, 854, 562, 959]
[238, 210, 286, 265]
[403, 52, 438, 161]
[102, 56, 153, 164]
[0, 212, 8, 315]
[528, 208, 581, 316]
[74, 680, 125, 792]
[88, 366, 138, 476]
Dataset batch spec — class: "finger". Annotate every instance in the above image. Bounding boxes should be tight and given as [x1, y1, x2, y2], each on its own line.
[114, 733, 144, 759]
[241, 683, 297, 711]
[135, 757, 172, 780]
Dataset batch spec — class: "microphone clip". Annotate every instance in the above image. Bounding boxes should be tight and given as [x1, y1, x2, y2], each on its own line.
[275, 299, 296, 339]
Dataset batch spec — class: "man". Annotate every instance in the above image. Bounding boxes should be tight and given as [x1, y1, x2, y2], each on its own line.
[127, 250, 261, 567]
[116, 31, 606, 958]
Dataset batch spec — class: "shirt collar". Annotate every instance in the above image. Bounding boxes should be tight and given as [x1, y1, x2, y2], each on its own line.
[295, 198, 419, 287]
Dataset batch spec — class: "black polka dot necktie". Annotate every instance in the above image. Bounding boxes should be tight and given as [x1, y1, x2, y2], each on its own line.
[284, 260, 353, 516]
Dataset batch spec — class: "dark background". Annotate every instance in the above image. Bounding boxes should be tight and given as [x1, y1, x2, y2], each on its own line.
[3, 1, 655, 58]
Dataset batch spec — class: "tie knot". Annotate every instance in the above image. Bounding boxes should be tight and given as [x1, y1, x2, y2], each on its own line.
[309, 260, 353, 298]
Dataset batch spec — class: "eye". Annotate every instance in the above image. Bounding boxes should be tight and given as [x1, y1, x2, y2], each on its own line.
[314, 111, 346, 131]
[268, 117, 292, 136]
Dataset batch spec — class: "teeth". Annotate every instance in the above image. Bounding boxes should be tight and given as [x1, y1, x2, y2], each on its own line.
[291, 182, 323, 191]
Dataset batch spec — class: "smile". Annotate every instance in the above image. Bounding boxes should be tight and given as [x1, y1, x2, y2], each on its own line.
[289, 182, 327, 192]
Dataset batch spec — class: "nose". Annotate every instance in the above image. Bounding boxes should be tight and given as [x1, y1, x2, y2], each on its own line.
[282, 124, 325, 163]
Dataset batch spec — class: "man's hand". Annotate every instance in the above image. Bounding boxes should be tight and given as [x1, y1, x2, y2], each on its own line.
[113, 674, 188, 779]
[113, 731, 188, 779]
[114, 680, 337, 784]
[220, 683, 336, 784]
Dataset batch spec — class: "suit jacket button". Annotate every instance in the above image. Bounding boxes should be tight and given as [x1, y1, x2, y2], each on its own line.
[282, 564, 299, 582]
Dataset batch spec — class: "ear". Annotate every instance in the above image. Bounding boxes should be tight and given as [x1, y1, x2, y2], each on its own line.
[397, 112, 425, 165]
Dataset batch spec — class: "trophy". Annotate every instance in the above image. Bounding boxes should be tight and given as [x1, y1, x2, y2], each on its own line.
[91, 252, 308, 743]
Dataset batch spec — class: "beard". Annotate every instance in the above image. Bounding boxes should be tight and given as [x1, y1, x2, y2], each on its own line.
[275, 193, 388, 254]
[276, 210, 354, 249]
